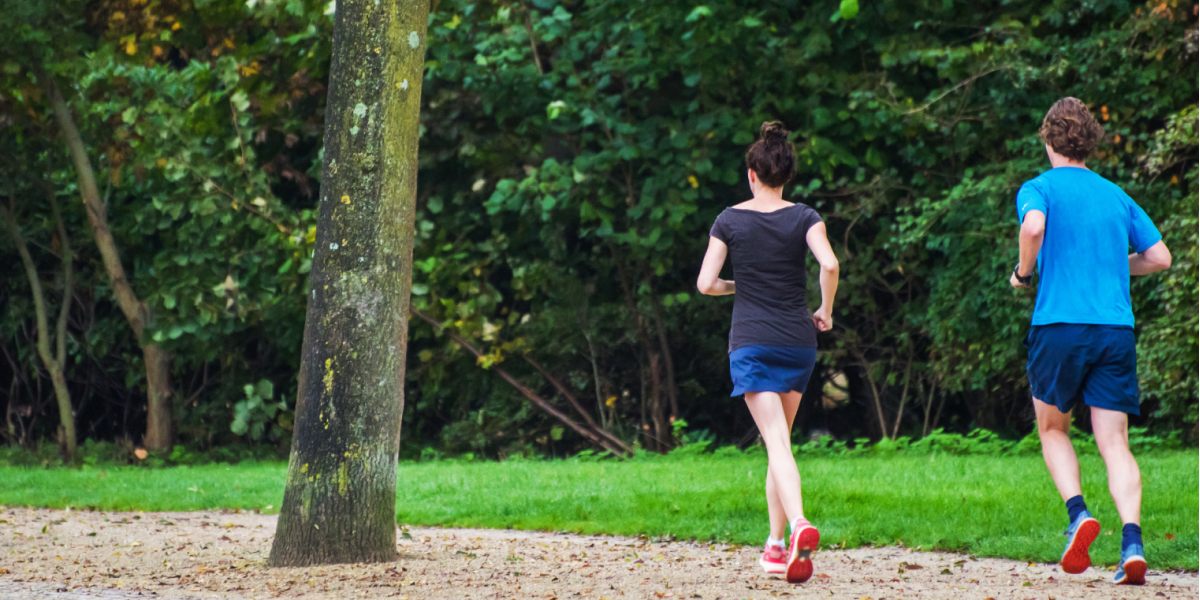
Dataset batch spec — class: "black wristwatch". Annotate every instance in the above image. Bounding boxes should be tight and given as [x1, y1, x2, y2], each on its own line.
[1013, 264, 1033, 286]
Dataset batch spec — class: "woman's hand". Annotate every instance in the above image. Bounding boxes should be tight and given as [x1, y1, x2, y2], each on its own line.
[806, 222, 839, 331]
[812, 306, 833, 331]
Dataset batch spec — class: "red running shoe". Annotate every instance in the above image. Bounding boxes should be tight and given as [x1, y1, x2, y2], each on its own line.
[1060, 511, 1101, 575]
[785, 519, 820, 584]
[758, 543, 787, 574]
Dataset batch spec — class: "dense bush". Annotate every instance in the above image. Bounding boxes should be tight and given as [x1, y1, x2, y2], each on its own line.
[0, 0, 1194, 458]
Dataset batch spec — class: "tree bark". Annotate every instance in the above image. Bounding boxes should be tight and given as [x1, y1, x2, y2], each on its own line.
[0, 186, 76, 458]
[38, 66, 175, 450]
[268, 0, 428, 568]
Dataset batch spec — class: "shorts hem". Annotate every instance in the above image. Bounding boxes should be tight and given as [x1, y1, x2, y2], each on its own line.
[1032, 393, 1140, 417]
[730, 385, 803, 397]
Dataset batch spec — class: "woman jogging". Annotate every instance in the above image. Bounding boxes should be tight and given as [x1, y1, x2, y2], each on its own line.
[697, 121, 840, 584]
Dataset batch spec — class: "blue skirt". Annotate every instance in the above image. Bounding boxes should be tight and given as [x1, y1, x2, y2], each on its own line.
[729, 345, 818, 397]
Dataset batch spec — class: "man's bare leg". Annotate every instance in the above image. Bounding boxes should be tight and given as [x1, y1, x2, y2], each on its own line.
[1033, 398, 1082, 501]
[1091, 406, 1141, 525]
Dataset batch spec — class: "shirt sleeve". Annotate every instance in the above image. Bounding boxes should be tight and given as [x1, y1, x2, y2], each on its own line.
[1016, 180, 1047, 223]
[803, 207, 824, 233]
[709, 213, 729, 244]
[1127, 201, 1162, 253]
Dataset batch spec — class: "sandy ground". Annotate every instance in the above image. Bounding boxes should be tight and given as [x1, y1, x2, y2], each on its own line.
[0, 507, 1194, 600]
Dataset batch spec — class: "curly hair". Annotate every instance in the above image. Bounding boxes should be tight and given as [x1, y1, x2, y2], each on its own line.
[1039, 98, 1105, 161]
[745, 121, 795, 188]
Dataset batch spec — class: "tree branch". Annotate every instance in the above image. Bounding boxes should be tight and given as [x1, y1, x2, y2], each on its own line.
[411, 309, 628, 457]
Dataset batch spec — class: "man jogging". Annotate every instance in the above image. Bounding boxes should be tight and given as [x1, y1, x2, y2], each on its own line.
[1011, 97, 1172, 586]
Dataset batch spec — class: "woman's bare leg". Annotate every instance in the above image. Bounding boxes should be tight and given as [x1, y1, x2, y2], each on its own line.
[746, 391, 804, 530]
[765, 391, 802, 540]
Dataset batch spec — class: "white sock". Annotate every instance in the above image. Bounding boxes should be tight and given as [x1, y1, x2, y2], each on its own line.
[767, 536, 785, 549]
[789, 517, 806, 534]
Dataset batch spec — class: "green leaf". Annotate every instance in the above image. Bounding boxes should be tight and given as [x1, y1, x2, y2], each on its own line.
[684, 6, 711, 22]
[256, 379, 274, 400]
[839, 0, 859, 20]
[230, 419, 249, 436]
[550, 426, 564, 441]
[162, 294, 176, 310]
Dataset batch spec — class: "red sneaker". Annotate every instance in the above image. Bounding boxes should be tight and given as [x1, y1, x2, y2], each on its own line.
[1060, 512, 1101, 575]
[785, 519, 820, 584]
[758, 543, 787, 574]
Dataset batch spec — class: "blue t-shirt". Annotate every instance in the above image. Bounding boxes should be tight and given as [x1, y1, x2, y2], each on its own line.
[1016, 167, 1162, 327]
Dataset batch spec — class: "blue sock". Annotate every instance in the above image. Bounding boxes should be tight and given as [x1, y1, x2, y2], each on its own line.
[1121, 523, 1143, 553]
[1065, 495, 1088, 524]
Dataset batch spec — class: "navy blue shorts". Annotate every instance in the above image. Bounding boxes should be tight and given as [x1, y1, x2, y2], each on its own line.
[1025, 324, 1139, 415]
[729, 345, 817, 397]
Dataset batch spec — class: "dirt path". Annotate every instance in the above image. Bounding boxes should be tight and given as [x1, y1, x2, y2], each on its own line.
[1, 507, 1193, 600]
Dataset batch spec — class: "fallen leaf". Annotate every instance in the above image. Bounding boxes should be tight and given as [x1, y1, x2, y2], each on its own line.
[134, 448, 148, 460]
[1165, 533, 1175, 540]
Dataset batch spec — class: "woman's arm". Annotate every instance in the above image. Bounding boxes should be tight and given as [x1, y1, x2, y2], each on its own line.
[697, 236, 735, 296]
[805, 222, 839, 331]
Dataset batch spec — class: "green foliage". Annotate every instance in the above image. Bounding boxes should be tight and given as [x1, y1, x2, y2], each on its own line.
[0, 0, 1194, 457]
[230, 379, 293, 442]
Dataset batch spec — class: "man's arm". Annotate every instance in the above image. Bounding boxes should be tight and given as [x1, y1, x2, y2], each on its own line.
[1130, 240, 1171, 275]
[1011, 210, 1045, 288]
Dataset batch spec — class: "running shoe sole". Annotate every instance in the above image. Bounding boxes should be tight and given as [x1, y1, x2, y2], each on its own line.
[785, 525, 820, 584]
[758, 554, 785, 575]
[1060, 517, 1100, 574]
[1115, 557, 1147, 585]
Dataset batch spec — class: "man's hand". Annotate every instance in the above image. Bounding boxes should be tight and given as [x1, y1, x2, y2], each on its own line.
[1010, 271, 1028, 289]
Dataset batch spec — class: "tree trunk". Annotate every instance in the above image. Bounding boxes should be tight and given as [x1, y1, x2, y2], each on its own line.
[921, 376, 939, 437]
[268, 0, 428, 568]
[142, 344, 174, 450]
[0, 191, 76, 458]
[645, 285, 680, 421]
[38, 66, 175, 450]
[610, 246, 670, 452]
[890, 346, 914, 440]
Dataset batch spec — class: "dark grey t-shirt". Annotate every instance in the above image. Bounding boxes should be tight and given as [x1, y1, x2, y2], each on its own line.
[709, 203, 824, 352]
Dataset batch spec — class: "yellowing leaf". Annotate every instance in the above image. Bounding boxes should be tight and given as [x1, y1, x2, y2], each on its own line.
[687, 175, 699, 188]
[446, 14, 462, 29]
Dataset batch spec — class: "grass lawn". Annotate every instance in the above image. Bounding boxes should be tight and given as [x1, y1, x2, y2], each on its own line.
[1, 452, 1195, 569]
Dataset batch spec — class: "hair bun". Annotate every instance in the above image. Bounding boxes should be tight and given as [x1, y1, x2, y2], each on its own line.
[760, 121, 789, 142]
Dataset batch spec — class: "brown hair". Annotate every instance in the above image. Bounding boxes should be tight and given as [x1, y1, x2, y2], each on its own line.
[746, 121, 795, 188]
[1039, 98, 1105, 161]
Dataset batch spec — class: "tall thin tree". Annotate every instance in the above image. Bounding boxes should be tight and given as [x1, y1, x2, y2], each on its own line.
[38, 68, 177, 451]
[0, 180, 75, 458]
[268, 0, 428, 567]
